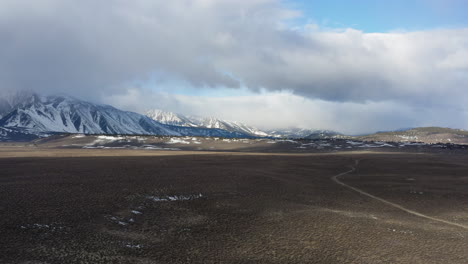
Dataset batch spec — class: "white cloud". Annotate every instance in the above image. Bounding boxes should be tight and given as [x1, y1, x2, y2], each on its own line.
[1, 0, 468, 132]
[104, 89, 468, 134]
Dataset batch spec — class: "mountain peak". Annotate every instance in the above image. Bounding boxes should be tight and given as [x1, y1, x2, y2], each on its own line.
[145, 109, 270, 137]
[0, 94, 254, 139]
[145, 109, 198, 127]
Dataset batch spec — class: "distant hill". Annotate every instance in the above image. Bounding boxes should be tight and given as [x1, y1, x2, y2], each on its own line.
[305, 130, 346, 139]
[357, 127, 468, 144]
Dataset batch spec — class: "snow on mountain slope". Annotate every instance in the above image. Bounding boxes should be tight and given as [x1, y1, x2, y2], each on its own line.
[145, 110, 269, 137]
[0, 95, 254, 138]
[0, 95, 177, 135]
[196, 117, 269, 137]
[267, 128, 316, 138]
[145, 109, 198, 127]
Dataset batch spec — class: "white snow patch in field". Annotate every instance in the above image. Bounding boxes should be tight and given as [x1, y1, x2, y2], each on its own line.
[358, 144, 381, 148]
[86, 135, 126, 146]
[131, 210, 142, 215]
[346, 140, 363, 145]
[276, 139, 299, 144]
[398, 135, 419, 141]
[377, 143, 395, 147]
[125, 244, 143, 249]
[82, 146, 105, 149]
[147, 193, 203, 202]
[20, 223, 65, 232]
[166, 138, 191, 144]
[72, 134, 86, 138]
[399, 142, 426, 147]
[97, 135, 125, 141]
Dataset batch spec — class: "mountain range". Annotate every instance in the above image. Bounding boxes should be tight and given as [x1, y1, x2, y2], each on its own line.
[0, 94, 254, 141]
[0, 92, 466, 145]
[145, 109, 270, 137]
[0, 92, 346, 141]
[144, 109, 345, 138]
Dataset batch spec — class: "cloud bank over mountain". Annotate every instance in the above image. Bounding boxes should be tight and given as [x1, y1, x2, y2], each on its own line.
[1, 0, 467, 133]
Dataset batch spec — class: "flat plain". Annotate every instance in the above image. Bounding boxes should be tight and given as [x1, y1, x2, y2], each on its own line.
[0, 146, 467, 263]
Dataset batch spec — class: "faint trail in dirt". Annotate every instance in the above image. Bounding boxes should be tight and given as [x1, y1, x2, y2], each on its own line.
[332, 160, 468, 230]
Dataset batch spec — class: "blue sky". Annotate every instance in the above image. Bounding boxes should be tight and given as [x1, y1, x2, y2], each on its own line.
[290, 0, 468, 32]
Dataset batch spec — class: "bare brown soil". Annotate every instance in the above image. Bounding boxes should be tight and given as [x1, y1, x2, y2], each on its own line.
[0, 148, 467, 263]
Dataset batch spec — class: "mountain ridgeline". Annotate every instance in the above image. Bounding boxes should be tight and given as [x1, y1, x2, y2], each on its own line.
[144, 109, 347, 138]
[0, 95, 253, 140]
[0, 93, 466, 144]
[145, 109, 269, 137]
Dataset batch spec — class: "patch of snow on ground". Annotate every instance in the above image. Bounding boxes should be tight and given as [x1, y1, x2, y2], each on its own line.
[107, 215, 132, 226]
[72, 134, 86, 138]
[398, 135, 419, 141]
[147, 193, 203, 202]
[20, 223, 65, 232]
[86, 135, 126, 146]
[166, 138, 191, 144]
[358, 144, 381, 148]
[125, 244, 143, 249]
[276, 140, 299, 144]
[399, 142, 426, 147]
[97, 135, 126, 141]
[346, 140, 363, 145]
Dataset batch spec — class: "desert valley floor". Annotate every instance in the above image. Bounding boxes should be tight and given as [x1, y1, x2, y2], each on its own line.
[0, 143, 467, 263]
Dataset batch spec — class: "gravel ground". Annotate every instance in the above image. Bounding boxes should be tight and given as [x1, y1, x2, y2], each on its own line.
[0, 149, 467, 263]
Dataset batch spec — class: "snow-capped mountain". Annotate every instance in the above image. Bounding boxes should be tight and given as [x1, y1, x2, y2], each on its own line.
[145, 110, 269, 137]
[145, 109, 198, 127]
[0, 94, 252, 138]
[193, 116, 269, 137]
[0, 94, 176, 135]
[0, 90, 35, 118]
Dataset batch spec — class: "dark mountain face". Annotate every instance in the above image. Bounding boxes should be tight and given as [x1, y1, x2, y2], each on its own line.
[0, 127, 41, 142]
